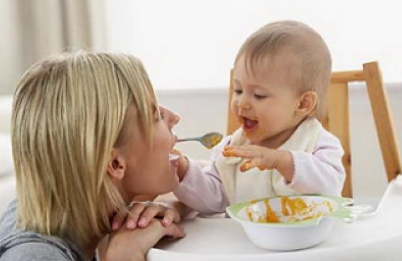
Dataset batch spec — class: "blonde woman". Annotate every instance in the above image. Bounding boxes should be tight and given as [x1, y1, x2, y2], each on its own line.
[0, 52, 184, 261]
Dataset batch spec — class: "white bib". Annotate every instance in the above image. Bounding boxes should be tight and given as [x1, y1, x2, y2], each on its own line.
[215, 117, 321, 204]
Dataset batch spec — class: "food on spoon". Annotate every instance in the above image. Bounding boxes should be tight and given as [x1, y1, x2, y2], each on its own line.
[202, 133, 222, 149]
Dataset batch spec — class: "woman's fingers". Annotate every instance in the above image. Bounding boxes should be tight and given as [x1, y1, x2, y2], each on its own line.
[105, 219, 185, 261]
[111, 201, 154, 230]
[161, 221, 186, 238]
[128, 201, 161, 228]
[111, 201, 182, 231]
[160, 207, 180, 226]
[111, 212, 126, 231]
[137, 202, 180, 228]
[146, 219, 185, 239]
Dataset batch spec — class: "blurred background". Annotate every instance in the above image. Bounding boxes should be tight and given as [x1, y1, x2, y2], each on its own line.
[1, 0, 402, 94]
[0, 0, 401, 206]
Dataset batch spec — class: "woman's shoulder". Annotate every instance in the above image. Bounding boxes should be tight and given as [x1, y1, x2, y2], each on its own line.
[0, 200, 84, 261]
[0, 242, 72, 261]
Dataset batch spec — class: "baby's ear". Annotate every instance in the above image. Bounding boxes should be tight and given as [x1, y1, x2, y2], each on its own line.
[296, 91, 318, 117]
[107, 149, 126, 181]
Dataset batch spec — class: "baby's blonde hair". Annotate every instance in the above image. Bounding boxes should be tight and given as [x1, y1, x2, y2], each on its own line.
[235, 20, 332, 120]
[12, 52, 158, 248]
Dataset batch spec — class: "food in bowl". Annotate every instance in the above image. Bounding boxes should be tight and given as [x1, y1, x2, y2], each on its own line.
[226, 195, 355, 251]
[245, 196, 335, 223]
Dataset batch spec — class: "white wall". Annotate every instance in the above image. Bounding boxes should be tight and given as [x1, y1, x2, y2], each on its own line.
[0, 0, 23, 95]
[105, 0, 402, 91]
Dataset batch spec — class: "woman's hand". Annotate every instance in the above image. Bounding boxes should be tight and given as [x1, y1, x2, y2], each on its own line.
[111, 200, 181, 231]
[103, 218, 185, 261]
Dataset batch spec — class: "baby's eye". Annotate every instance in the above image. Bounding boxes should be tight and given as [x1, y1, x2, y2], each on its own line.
[234, 89, 243, 95]
[254, 94, 267, 100]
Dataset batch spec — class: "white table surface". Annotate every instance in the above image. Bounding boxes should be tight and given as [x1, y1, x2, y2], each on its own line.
[148, 175, 402, 261]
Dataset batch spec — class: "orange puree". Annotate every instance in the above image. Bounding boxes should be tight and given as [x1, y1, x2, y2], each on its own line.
[246, 196, 331, 223]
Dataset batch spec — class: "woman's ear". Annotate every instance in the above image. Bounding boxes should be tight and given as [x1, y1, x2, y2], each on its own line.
[107, 149, 126, 181]
[296, 91, 318, 117]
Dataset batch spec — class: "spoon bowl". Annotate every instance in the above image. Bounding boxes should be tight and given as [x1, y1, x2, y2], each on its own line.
[177, 132, 223, 149]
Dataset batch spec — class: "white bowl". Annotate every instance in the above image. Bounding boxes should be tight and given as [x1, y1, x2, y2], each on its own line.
[226, 195, 355, 251]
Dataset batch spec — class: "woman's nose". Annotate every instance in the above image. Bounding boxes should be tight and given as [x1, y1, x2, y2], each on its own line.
[167, 108, 180, 127]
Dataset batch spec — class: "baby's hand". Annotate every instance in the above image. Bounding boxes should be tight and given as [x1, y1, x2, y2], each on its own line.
[172, 148, 189, 181]
[111, 201, 181, 231]
[223, 145, 291, 172]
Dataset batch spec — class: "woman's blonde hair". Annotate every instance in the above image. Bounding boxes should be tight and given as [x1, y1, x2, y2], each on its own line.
[12, 52, 158, 248]
[235, 20, 332, 120]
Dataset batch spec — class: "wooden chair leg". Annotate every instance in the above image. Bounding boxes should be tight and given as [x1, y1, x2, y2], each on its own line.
[364, 62, 402, 181]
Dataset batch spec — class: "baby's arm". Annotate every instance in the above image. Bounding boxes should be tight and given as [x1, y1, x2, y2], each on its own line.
[173, 137, 231, 214]
[287, 128, 345, 196]
[173, 158, 230, 213]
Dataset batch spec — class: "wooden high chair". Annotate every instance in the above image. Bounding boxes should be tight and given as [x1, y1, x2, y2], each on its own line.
[226, 61, 401, 198]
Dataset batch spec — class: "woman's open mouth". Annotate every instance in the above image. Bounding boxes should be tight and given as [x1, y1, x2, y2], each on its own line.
[169, 153, 179, 169]
[169, 153, 179, 162]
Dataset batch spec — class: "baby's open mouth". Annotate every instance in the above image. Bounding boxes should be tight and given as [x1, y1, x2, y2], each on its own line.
[242, 117, 258, 131]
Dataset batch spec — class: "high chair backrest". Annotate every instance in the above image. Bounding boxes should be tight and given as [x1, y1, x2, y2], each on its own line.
[226, 61, 401, 198]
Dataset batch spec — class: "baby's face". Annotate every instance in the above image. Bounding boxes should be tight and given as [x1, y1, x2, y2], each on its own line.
[231, 55, 304, 148]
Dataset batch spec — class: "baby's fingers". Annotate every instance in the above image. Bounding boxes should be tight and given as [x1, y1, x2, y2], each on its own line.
[222, 147, 248, 158]
[240, 160, 268, 172]
[240, 160, 256, 172]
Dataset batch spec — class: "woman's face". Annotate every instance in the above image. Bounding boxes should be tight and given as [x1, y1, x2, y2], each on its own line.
[117, 105, 180, 199]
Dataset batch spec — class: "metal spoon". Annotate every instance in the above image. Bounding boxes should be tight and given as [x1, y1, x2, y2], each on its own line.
[177, 132, 223, 149]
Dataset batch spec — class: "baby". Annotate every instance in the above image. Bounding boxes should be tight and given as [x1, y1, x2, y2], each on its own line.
[173, 20, 346, 214]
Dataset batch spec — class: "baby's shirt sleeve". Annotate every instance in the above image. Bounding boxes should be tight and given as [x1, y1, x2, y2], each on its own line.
[173, 136, 231, 214]
[287, 128, 346, 196]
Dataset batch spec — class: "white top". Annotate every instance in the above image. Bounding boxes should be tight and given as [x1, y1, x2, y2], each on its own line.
[151, 175, 402, 261]
[174, 118, 345, 213]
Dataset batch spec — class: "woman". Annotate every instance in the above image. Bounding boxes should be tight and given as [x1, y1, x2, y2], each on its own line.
[0, 52, 184, 261]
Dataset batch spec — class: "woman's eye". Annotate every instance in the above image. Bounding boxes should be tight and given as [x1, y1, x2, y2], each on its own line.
[159, 111, 165, 120]
[234, 89, 243, 95]
[154, 108, 164, 121]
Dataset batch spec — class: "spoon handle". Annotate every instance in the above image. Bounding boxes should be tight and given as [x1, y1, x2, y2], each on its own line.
[177, 137, 200, 142]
